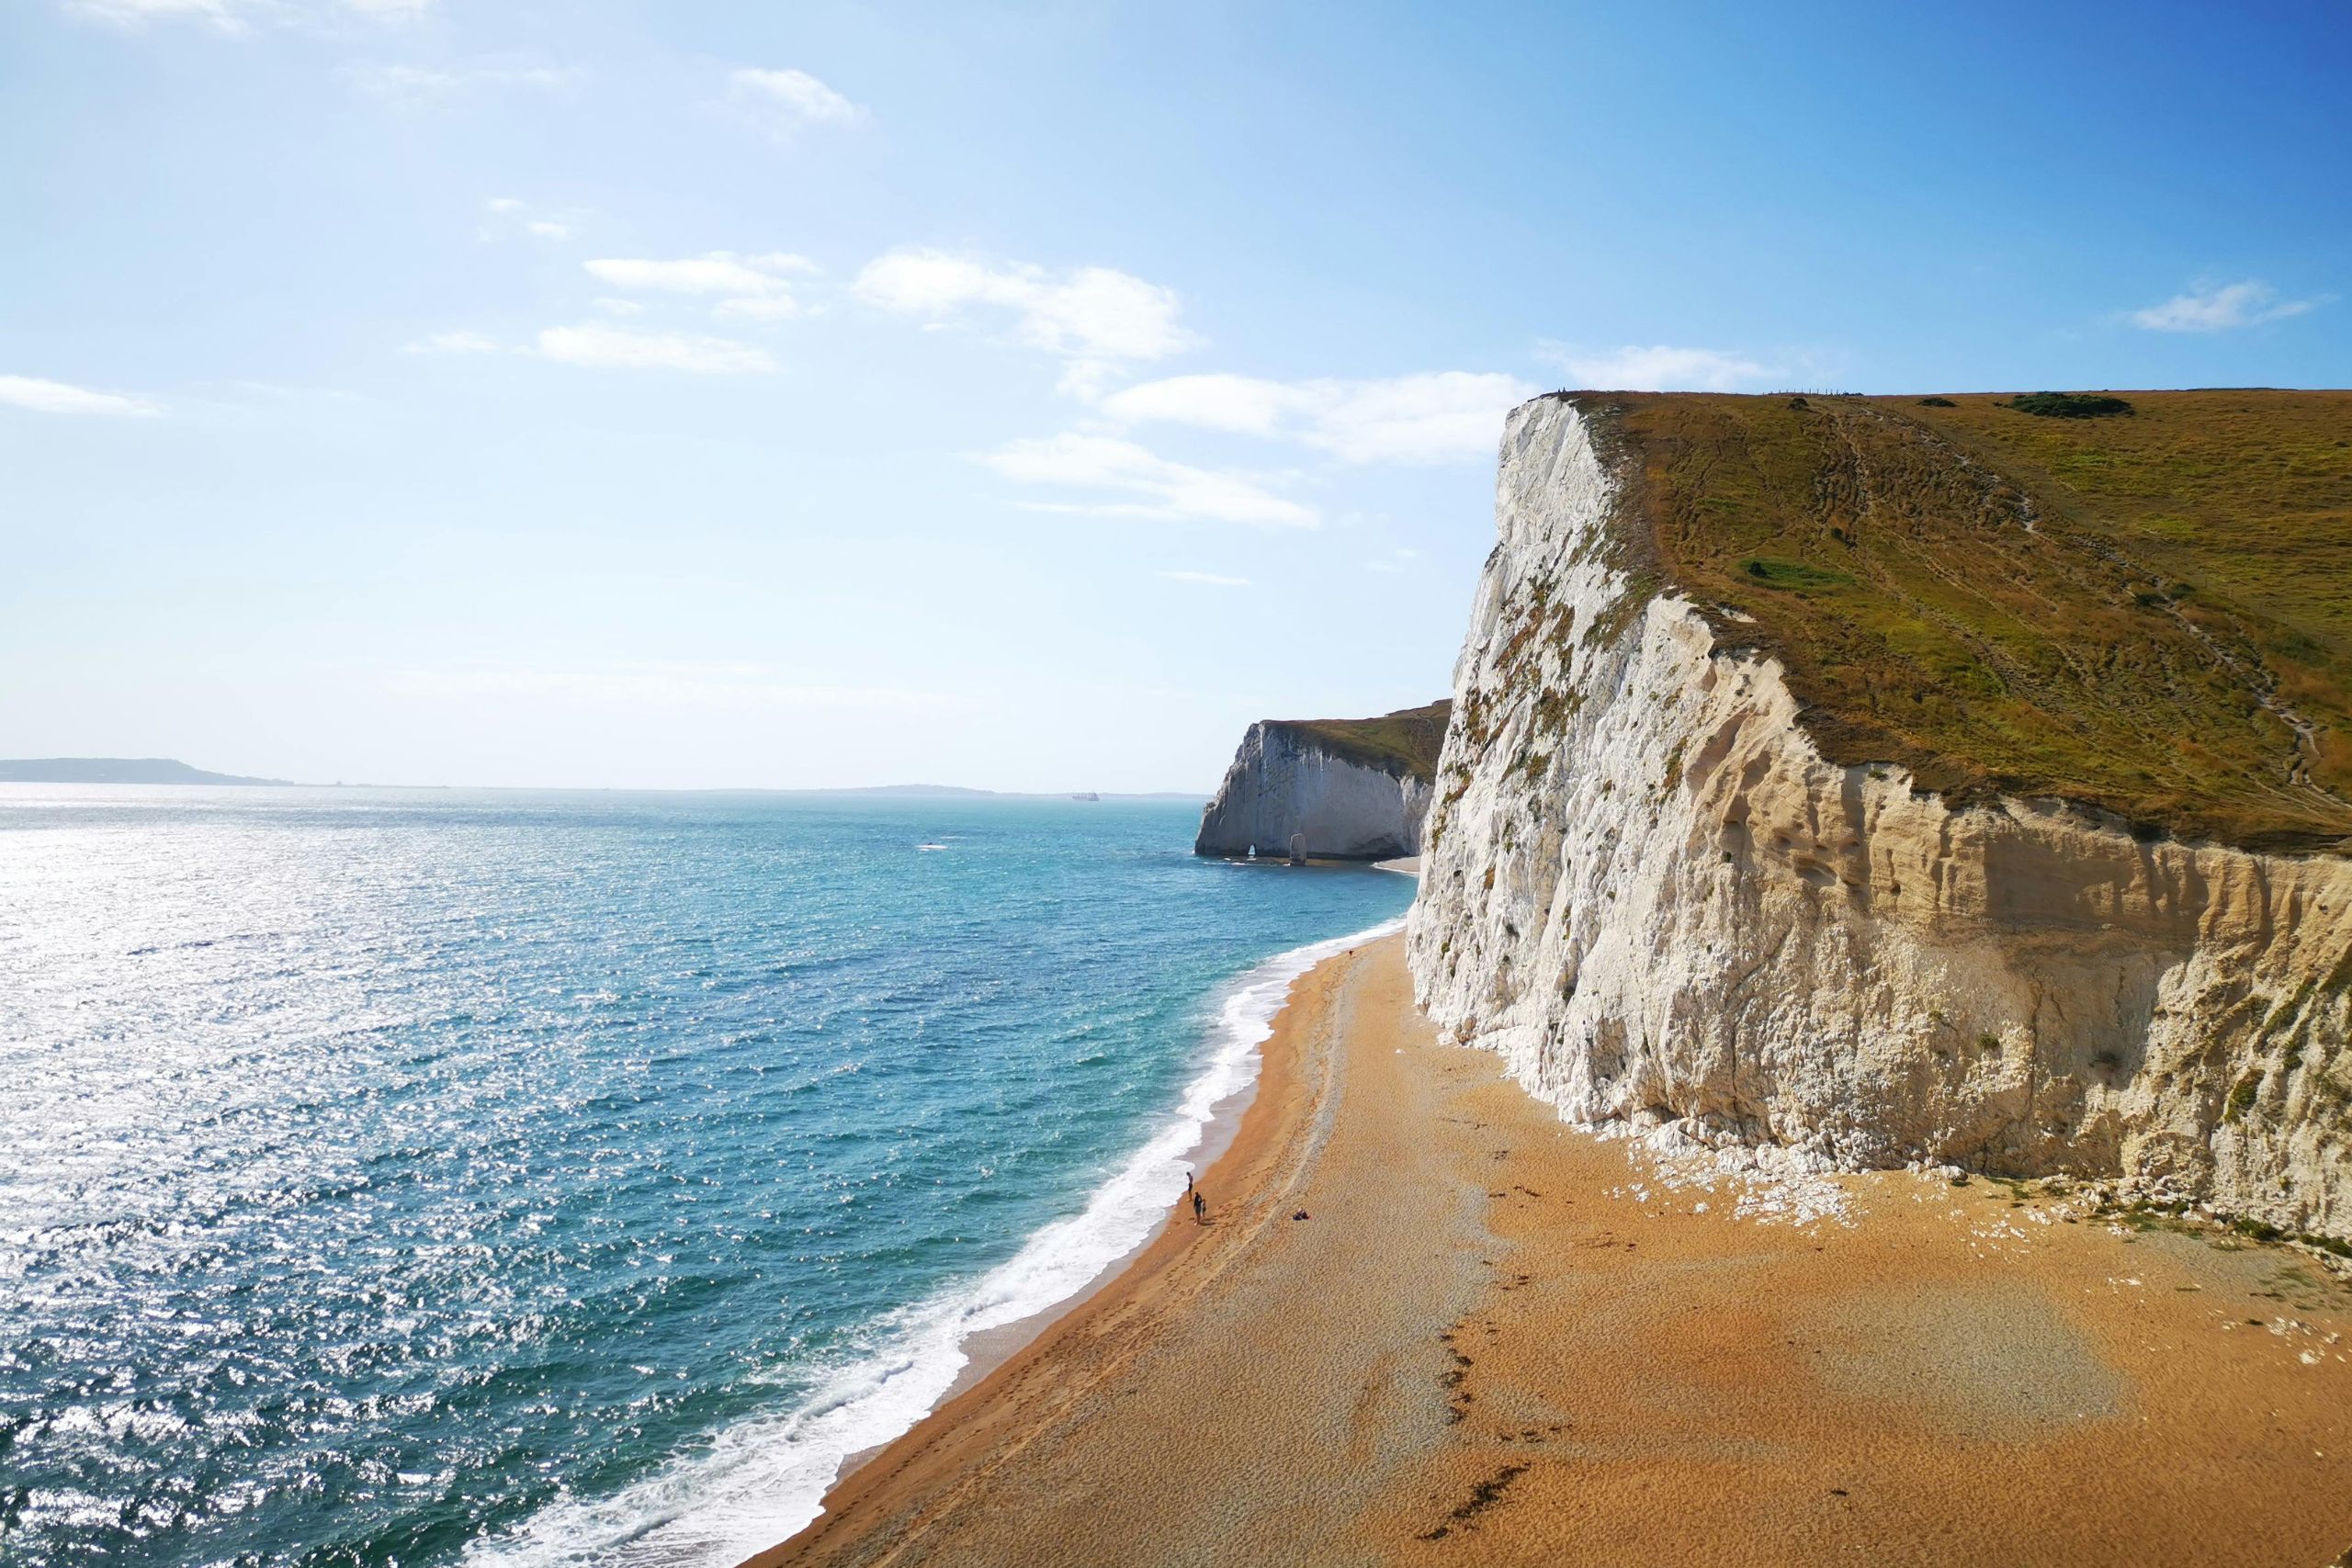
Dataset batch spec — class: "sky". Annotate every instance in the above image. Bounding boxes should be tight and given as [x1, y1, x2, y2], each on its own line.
[4, 1, 2347, 791]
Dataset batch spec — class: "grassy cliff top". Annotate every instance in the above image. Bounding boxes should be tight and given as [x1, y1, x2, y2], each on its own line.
[1272, 701, 1452, 780]
[1566, 389, 2352, 852]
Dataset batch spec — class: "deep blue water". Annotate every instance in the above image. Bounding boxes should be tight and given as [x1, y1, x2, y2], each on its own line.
[0, 786, 1414, 1566]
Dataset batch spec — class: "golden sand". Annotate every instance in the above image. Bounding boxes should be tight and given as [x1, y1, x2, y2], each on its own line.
[750, 935, 2352, 1567]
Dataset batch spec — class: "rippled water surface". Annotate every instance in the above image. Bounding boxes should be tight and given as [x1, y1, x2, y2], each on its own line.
[0, 786, 1413, 1566]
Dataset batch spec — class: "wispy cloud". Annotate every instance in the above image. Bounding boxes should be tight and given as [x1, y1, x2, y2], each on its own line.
[1364, 547, 1420, 575]
[482, 197, 583, 243]
[0, 373, 161, 416]
[1103, 371, 1535, 465]
[345, 59, 585, 107]
[404, 330, 502, 355]
[68, 0, 431, 30]
[583, 253, 814, 296]
[583, 252, 817, 322]
[855, 249, 1194, 396]
[535, 324, 776, 373]
[405, 321, 779, 371]
[978, 434, 1315, 527]
[1103, 373, 1297, 436]
[1537, 343, 1775, 391]
[725, 68, 864, 139]
[1159, 570, 1251, 587]
[66, 0, 246, 28]
[2129, 278, 2325, 333]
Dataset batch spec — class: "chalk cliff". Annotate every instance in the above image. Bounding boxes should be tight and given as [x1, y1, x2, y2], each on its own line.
[1195, 704, 1447, 861]
[1408, 393, 2352, 1241]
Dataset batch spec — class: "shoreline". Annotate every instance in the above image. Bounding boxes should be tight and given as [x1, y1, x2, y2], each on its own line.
[752, 935, 2352, 1567]
[743, 931, 1417, 1568]
[826, 1037, 1262, 1481]
[731, 917, 1401, 1555]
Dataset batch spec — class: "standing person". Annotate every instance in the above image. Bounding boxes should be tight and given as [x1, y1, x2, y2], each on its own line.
[1185, 1168, 1194, 1201]
[1192, 1190, 1206, 1225]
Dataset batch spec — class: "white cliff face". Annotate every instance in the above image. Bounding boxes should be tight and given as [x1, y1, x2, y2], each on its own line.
[1408, 397, 2352, 1240]
[1195, 723, 1434, 861]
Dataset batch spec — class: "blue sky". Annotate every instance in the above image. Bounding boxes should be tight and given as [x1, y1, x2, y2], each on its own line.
[5, 1, 2346, 790]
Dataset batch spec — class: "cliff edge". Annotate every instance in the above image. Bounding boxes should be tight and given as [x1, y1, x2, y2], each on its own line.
[1409, 390, 2352, 1240]
[1196, 703, 1448, 861]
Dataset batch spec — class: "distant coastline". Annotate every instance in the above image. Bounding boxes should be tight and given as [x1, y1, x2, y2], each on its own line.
[0, 757, 290, 785]
[0, 764, 1204, 798]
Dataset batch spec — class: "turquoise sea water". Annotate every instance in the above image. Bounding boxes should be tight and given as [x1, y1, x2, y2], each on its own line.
[0, 786, 1415, 1566]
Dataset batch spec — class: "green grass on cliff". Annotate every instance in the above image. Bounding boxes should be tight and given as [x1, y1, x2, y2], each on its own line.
[1564, 389, 2352, 851]
[1277, 701, 1452, 780]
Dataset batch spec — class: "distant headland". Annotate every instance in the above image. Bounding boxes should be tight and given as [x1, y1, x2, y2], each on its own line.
[0, 757, 292, 785]
[0, 763, 1205, 795]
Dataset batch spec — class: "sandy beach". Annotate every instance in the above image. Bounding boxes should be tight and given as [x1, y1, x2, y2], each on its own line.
[751, 935, 2352, 1567]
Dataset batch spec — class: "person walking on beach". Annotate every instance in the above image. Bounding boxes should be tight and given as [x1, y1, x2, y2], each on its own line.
[1192, 1190, 1206, 1225]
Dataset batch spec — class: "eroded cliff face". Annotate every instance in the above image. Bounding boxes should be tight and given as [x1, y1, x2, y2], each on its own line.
[1408, 397, 2352, 1239]
[1196, 722, 1435, 861]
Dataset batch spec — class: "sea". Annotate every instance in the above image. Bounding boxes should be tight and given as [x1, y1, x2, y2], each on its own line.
[0, 785, 1415, 1567]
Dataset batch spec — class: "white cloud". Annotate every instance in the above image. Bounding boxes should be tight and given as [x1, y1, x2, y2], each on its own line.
[0, 374, 160, 416]
[2129, 279, 2324, 333]
[584, 254, 808, 297]
[726, 68, 863, 138]
[1296, 373, 1537, 464]
[1102, 372, 1296, 436]
[345, 60, 584, 107]
[1539, 344, 1775, 391]
[1102, 370, 1537, 465]
[593, 298, 644, 317]
[1159, 570, 1251, 587]
[68, 0, 430, 28]
[384, 662, 946, 713]
[404, 325, 780, 371]
[584, 252, 815, 322]
[1364, 547, 1420, 575]
[534, 324, 775, 373]
[404, 330, 502, 355]
[978, 434, 1315, 527]
[855, 249, 1194, 391]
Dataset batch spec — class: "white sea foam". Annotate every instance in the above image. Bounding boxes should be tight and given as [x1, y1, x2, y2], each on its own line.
[464, 917, 1402, 1568]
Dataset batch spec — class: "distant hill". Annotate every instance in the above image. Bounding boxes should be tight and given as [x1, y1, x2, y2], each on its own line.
[0, 758, 291, 785]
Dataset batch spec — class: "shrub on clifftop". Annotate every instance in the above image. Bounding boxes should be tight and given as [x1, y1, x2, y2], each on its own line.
[2006, 391, 2135, 419]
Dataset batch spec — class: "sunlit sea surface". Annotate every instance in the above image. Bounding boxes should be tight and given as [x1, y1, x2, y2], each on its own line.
[0, 786, 1413, 1566]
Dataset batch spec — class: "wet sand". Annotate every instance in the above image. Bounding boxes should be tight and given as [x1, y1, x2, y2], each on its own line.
[750, 935, 2352, 1567]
